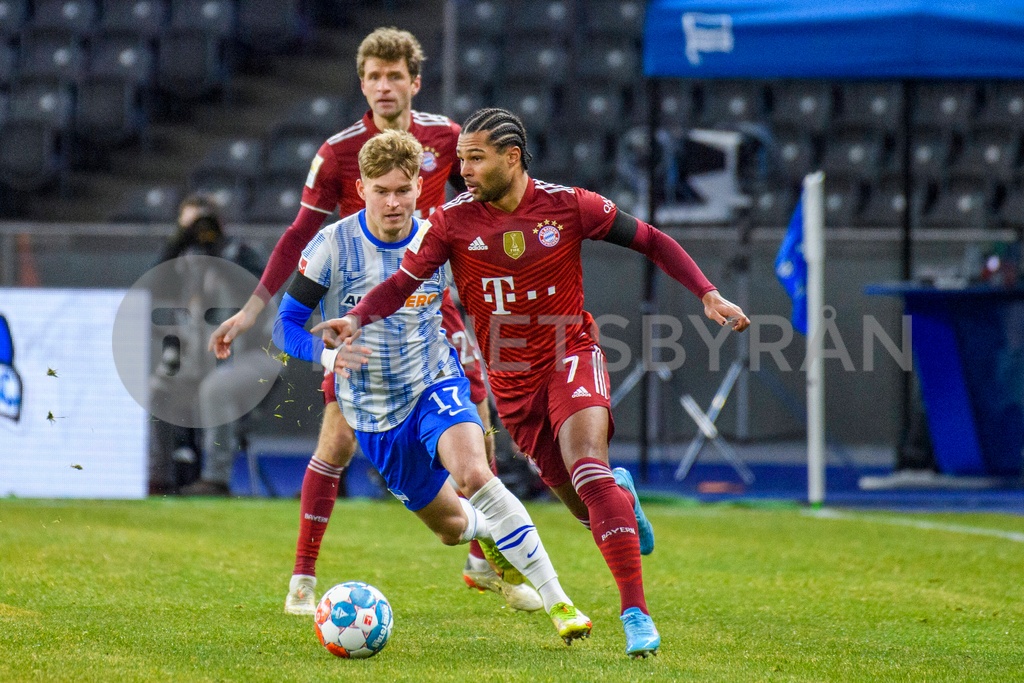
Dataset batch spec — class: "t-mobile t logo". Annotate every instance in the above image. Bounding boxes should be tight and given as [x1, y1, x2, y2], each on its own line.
[481, 276, 516, 315]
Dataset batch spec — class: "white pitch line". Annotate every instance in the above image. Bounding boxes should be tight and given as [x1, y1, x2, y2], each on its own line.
[806, 508, 1024, 543]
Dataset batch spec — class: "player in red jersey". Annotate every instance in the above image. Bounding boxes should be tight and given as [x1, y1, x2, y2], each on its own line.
[206, 32, 538, 614]
[314, 108, 751, 658]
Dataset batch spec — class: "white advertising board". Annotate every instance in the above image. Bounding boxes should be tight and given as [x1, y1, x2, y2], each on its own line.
[0, 288, 149, 498]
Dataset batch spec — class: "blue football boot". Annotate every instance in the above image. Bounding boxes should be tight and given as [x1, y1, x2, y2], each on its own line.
[612, 467, 654, 555]
[620, 607, 661, 658]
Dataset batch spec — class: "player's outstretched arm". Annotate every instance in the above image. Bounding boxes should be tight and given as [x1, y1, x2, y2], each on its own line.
[701, 290, 750, 331]
[209, 206, 328, 358]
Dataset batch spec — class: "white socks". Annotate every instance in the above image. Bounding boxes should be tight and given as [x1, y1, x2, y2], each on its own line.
[458, 497, 491, 544]
[469, 477, 570, 611]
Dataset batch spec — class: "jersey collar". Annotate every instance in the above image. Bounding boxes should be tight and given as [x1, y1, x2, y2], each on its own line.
[359, 210, 419, 250]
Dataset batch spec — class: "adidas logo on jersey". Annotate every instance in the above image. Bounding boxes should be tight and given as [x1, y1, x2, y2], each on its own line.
[571, 386, 591, 398]
[468, 236, 488, 251]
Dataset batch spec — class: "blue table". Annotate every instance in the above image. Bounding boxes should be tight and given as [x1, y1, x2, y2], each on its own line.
[866, 283, 1024, 477]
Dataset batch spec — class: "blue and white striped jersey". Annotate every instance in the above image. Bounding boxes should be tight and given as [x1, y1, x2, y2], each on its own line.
[299, 210, 460, 432]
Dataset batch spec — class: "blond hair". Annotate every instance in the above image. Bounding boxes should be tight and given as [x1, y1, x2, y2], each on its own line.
[358, 129, 423, 181]
[356, 27, 424, 78]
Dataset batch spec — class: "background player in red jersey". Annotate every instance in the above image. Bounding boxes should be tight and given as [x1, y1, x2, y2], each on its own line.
[205, 31, 537, 614]
[314, 108, 751, 658]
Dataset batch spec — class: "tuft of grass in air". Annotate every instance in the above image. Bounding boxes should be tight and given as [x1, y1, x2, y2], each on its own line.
[1, 497, 1023, 682]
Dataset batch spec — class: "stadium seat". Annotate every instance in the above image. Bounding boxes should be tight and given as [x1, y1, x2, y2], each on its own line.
[0, 121, 64, 190]
[0, 90, 8, 128]
[583, 0, 645, 40]
[0, 0, 29, 37]
[89, 33, 155, 85]
[246, 177, 301, 223]
[912, 82, 977, 132]
[920, 177, 993, 228]
[265, 132, 319, 177]
[189, 170, 247, 222]
[576, 40, 640, 85]
[977, 82, 1024, 130]
[697, 81, 765, 127]
[906, 128, 953, 182]
[100, 0, 169, 38]
[769, 80, 833, 133]
[572, 85, 625, 133]
[951, 128, 1020, 182]
[530, 133, 571, 181]
[456, 42, 500, 87]
[856, 175, 919, 227]
[196, 136, 264, 179]
[509, 0, 573, 39]
[109, 182, 181, 222]
[820, 130, 886, 182]
[997, 183, 1024, 228]
[495, 85, 554, 134]
[272, 95, 347, 138]
[157, 29, 228, 98]
[569, 134, 610, 185]
[18, 29, 87, 82]
[835, 81, 903, 133]
[456, 0, 509, 39]
[503, 43, 568, 85]
[237, 0, 305, 52]
[822, 178, 863, 227]
[9, 81, 75, 129]
[75, 76, 144, 146]
[654, 80, 694, 125]
[770, 127, 816, 184]
[750, 184, 798, 227]
[30, 0, 98, 33]
[170, 0, 235, 38]
[448, 86, 487, 123]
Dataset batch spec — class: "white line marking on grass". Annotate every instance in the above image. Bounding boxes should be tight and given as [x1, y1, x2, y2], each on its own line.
[806, 508, 1024, 543]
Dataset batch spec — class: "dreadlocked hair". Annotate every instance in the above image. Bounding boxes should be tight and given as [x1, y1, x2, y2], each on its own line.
[462, 108, 533, 170]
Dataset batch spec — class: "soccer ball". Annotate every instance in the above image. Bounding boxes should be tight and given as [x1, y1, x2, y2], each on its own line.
[314, 581, 393, 659]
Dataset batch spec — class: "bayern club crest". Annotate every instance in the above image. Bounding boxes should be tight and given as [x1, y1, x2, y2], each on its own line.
[535, 219, 562, 247]
[421, 147, 438, 172]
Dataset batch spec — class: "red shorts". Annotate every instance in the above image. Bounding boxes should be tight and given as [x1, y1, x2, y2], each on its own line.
[321, 369, 336, 404]
[490, 343, 614, 488]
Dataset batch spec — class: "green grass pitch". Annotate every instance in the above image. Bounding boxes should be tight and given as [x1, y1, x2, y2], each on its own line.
[1, 496, 1023, 681]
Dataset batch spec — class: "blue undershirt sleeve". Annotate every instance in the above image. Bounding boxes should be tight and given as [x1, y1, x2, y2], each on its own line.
[273, 293, 326, 364]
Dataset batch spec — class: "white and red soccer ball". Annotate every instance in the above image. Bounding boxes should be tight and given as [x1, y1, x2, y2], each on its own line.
[314, 581, 393, 659]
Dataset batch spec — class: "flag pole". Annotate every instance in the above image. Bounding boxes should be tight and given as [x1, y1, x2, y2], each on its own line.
[803, 172, 826, 506]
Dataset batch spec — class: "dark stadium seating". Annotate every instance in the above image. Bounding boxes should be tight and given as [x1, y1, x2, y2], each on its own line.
[0, 0, 29, 36]
[750, 184, 798, 227]
[0, 121, 64, 190]
[265, 132, 319, 177]
[75, 76, 144, 145]
[771, 127, 816, 183]
[907, 128, 953, 182]
[920, 176, 993, 228]
[188, 170, 247, 222]
[822, 177, 863, 226]
[156, 28, 228, 98]
[30, 0, 98, 33]
[495, 85, 555, 133]
[246, 177, 302, 223]
[583, 0, 645, 40]
[834, 81, 903, 133]
[109, 182, 181, 222]
[509, 0, 574, 39]
[568, 134, 609, 185]
[9, 80, 75, 129]
[236, 0, 306, 52]
[855, 174, 916, 227]
[576, 40, 640, 85]
[769, 80, 833, 133]
[456, 0, 510, 40]
[978, 83, 1024, 130]
[196, 136, 264, 180]
[457, 42, 500, 87]
[18, 29, 88, 82]
[272, 95, 348, 138]
[448, 86, 487, 123]
[169, 0, 235, 38]
[503, 43, 569, 85]
[912, 82, 977, 132]
[100, 0, 169, 38]
[951, 128, 1021, 182]
[997, 183, 1024, 228]
[89, 33, 155, 85]
[0, 40, 14, 86]
[697, 81, 766, 126]
[573, 85, 625, 132]
[820, 130, 886, 182]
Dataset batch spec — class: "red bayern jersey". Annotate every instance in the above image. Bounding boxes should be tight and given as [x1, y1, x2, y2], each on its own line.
[302, 110, 460, 219]
[402, 178, 618, 384]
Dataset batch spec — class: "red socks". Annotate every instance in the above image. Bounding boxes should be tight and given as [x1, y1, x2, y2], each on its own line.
[292, 456, 344, 577]
[570, 457, 648, 615]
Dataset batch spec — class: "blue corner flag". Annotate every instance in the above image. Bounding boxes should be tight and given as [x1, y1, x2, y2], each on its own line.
[775, 196, 807, 335]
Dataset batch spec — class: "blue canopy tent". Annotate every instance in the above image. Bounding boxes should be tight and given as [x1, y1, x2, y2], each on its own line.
[638, 0, 1024, 480]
